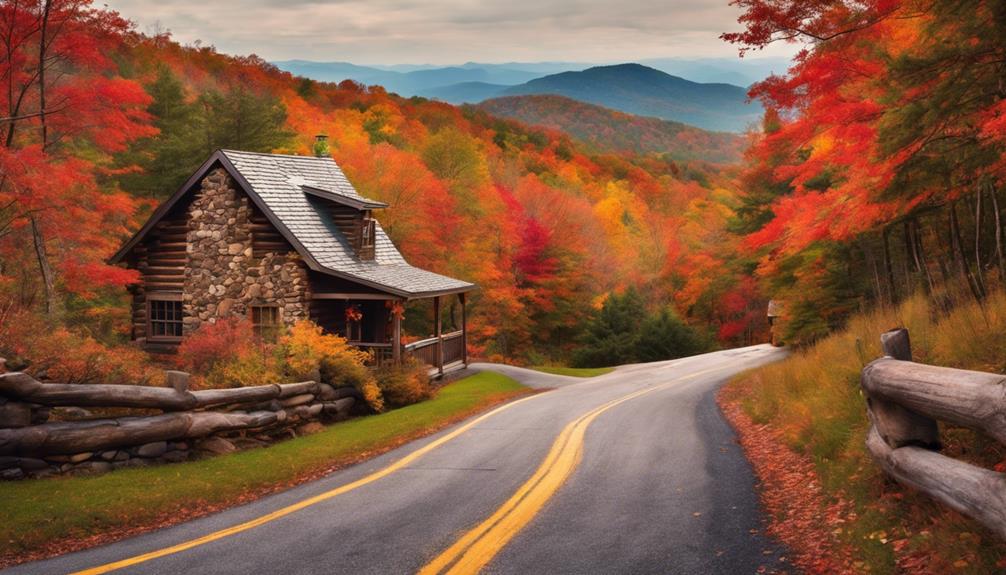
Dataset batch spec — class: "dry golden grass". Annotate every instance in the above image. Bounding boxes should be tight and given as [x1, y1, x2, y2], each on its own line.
[729, 292, 1006, 574]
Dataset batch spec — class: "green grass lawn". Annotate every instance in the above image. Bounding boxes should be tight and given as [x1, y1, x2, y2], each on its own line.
[531, 366, 614, 377]
[0, 371, 528, 563]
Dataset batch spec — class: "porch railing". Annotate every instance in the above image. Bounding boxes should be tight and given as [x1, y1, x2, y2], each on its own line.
[353, 342, 395, 367]
[354, 330, 465, 373]
[403, 330, 465, 372]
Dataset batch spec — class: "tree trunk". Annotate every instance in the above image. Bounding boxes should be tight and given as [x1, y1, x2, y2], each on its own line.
[991, 181, 1005, 280]
[30, 214, 55, 316]
[861, 239, 884, 305]
[974, 190, 987, 294]
[950, 201, 984, 302]
[912, 218, 937, 295]
[37, 0, 51, 150]
[882, 226, 897, 304]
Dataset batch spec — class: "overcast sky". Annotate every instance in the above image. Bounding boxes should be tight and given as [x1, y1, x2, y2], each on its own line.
[102, 0, 798, 65]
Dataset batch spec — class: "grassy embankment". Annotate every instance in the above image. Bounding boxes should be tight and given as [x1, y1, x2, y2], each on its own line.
[0, 371, 529, 564]
[531, 366, 614, 377]
[726, 292, 1006, 573]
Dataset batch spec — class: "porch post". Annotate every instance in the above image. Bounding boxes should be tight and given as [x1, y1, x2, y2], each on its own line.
[460, 292, 468, 366]
[434, 296, 444, 376]
[392, 300, 402, 365]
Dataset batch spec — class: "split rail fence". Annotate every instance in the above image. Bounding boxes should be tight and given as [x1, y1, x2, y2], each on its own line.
[861, 328, 1006, 539]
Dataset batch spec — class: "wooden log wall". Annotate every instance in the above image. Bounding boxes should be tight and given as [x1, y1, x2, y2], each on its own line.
[250, 206, 294, 259]
[327, 205, 374, 260]
[861, 328, 1006, 539]
[0, 372, 362, 479]
[131, 205, 189, 340]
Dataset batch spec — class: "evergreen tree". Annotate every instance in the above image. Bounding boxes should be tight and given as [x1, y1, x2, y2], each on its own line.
[571, 289, 645, 367]
[635, 308, 707, 363]
[116, 71, 293, 198]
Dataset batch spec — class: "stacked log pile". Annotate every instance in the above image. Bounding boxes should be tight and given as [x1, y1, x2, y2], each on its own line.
[0, 370, 360, 479]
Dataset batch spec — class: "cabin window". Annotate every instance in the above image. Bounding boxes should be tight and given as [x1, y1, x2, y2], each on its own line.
[250, 305, 282, 341]
[148, 295, 183, 340]
[361, 218, 376, 249]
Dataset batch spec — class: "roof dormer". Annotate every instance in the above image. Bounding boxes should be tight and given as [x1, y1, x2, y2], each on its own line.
[302, 184, 385, 261]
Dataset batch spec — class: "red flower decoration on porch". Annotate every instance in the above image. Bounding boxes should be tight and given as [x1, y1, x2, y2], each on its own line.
[385, 300, 406, 320]
[345, 305, 363, 323]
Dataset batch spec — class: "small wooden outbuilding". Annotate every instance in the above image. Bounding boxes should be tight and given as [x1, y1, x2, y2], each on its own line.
[110, 148, 475, 374]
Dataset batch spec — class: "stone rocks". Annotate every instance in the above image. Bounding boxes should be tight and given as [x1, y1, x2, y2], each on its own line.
[136, 441, 168, 458]
[160, 450, 190, 463]
[182, 168, 309, 333]
[69, 452, 93, 463]
[322, 398, 356, 420]
[296, 422, 325, 436]
[1, 468, 24, 480]
[197, 436, 237, 456]
[74, 461, 113, 475]
[230, 437, 268, 450]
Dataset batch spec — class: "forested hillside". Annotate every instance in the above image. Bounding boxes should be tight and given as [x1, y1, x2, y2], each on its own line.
[0, 0, 766, 374]
[476, 95, 744, 163]
[728, 0, 1006, 345]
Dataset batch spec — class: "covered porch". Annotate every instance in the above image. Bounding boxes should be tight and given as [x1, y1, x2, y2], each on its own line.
[310, 290, 470, 377]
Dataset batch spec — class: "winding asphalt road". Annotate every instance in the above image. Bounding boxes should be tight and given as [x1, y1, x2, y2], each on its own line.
[6, 345, 791, 575]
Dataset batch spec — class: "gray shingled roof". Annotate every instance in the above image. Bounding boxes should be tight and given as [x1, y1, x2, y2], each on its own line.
[218, 150, 474, 298]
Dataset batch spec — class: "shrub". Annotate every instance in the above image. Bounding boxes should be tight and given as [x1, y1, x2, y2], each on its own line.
[321, 354, 383, 412]
[203, 346, 284, 389]
[0, 308, 157, 385]
[176, 319, 283, 389]
[280, 321, 383, 412]
[176, 318, 258, 374]
[374, 358, 432, 408]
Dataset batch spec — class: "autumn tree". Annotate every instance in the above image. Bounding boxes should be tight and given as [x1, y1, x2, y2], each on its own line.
[0, 0, 153, 316]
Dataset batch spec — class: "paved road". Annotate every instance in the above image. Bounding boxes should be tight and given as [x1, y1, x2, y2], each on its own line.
[7, 345, 791, 575]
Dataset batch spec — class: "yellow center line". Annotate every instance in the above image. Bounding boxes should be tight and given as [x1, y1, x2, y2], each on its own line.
[418, 365, 731, 575]
[69, 363, 729, 575]
[70, 392, 543, 575]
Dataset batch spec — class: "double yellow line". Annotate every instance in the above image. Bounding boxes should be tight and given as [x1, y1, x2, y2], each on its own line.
[417, 383, 666, 575]
[71, 363, 727, 575]
[70, 393, 542, 575]
[419, 364, 730, 575]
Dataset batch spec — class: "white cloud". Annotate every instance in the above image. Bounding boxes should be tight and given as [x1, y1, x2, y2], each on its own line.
[104, 0, 799, 64]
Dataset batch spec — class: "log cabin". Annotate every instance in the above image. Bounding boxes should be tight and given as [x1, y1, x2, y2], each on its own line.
[110, 146, 475, 375]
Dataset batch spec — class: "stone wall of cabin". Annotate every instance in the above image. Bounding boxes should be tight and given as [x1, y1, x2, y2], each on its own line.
[182, 168, 309, 334]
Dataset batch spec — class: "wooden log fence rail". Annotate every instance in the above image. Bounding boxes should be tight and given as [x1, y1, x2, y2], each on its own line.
[861, 328, 1006, 539]
[0, 370, 363, 480]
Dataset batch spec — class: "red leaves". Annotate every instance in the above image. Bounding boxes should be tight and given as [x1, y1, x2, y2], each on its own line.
[719, 386, 860, 574]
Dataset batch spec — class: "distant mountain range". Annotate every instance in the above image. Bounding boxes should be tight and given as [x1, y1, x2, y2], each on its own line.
[274, 60, 776, 133]
[475, 95, 745, 163]
[273, 60, 579, 97]
[502, 64, 762, 132]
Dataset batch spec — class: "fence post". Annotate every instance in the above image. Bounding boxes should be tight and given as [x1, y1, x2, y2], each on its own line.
[165, 371, 190, 392]
[864, 328, 941, 449]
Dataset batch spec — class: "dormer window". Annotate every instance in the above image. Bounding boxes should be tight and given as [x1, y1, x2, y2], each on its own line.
[361, 217, 376, 250]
